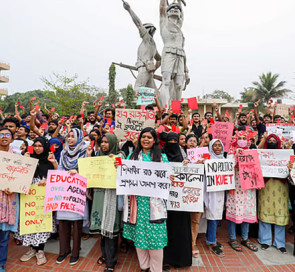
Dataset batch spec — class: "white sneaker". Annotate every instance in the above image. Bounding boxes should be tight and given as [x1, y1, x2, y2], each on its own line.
[20, 248, 36, 262]
[36, 250, 47, 265]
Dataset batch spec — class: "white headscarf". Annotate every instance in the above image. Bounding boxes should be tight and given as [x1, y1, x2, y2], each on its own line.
[208, 139, 225, 159]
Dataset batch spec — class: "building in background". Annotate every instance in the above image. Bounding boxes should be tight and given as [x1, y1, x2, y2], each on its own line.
[0, 61, 10, 96]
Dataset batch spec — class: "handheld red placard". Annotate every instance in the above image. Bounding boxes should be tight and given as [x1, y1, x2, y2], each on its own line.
[250, 109, 254, 112]
[202, 154, 211, 160]
[115, 157, 122, 166]
[61, 116, 65, 123]
[210, 118, 215, 124]
[120, 99, 123, 104]
[109, 127, 114, 133]
[51, 107, 55, 112]
[63, 126, 67, 131]
[16, 101, 20, 105]
[157, 120, 161, 125]
[270, 99, 273, 103]
[226, 110, 229, 117]
[282, 136, 285, 141]
[69, 116, 73, 121]
[91, 140, 95, 148]
[275, 101, 278, 104]
[290, 155, 295, 163]
[83, 132, 87, 136]
[73, 115, 77, 121]
[28, 146, 34, 154]
[81, 114, 85, 119]
[165, 104, 168, 109]
[291, 115, 295, 119]
[171, 125, 177, 132]
[171, 100, 181, 114]
[181, 98, 184, 102]
[35, 105, 40, 111]
[50, 145, 55, 152]
[112, 104, 115, 108]
[213, 102, 217, 107]
[239, 104, 243, 108]
[20, 104, 24, 109]
[190, 119, 193, 125]
[187, 97, 198, 110]
[100, 96, 104, 101]
[32, 96, 36, 100]
[0, 108, 2, 111]
[40, 123, 48, 130]
[107, 118, 112, 125]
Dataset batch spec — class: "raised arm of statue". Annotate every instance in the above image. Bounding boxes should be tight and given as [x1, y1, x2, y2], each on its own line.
[160, 0, 167, 17]
[123, 1, 144, 31]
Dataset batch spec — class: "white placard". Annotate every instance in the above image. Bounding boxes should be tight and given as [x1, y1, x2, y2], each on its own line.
[116, 160, 172, 199]
[187, 147, 209, 163]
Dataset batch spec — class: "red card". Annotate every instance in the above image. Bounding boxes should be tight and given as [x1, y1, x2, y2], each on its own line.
[207, 127, 212, 134]
[32, 96, 36, 100]
[69, 116, 73, 121]
[213, 102, 217, 107]
[290, 155, 295, 163]
[83, 132, 87, 136]
[190, 119, 193, 125]
[85, 107, 88, 109]
[165, 104, 168, 109]
[120, 99, 123, 104]
[187, 97, 198, 110]
[35, 105, 40, 111]
[73, 115, 77, 121]
[238, 108, 242, 113]
[81, 114, 85, 119]
[270, 99, 273, 103]
[107, 118, 112, 125]
[123, 106, 126, 109]
[275, 101, 278, 104]
[0, 108, 2, 111]
[109, 127, 114, 133]
[250, 109, 254, 112]
[50, 145, 55, 152]
[86, 122, 90, 127]
[20, 104, 24, 109]
[115, 157, 122, 166]
[210, 118, 215, 124]
[100, 96, 104, 101]
[51, 107, 55, 112]
[171, 100, 181, 114]
[112, 104, 115, 108]
[16, 101, 20, 105]
[63, 126, 67, 131]
[202, 154, 211, 160]
[157, 120, 161, 125]
[226, 110, 229, 117]
[91, 140, 95, 148]
[40, 123, 48, 130]
[171, 125, 177, 132]
[239, 104, 243, 108]
[181, 98, 184, 102]
[61, 116, 65, 123]
[28, 146, 34, 154]
[291, 115, 295, 119]
[282, 136, 285, 141]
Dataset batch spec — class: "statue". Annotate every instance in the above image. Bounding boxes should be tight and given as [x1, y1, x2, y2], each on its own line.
[159, 0, 190, 107]
[123, 1, 161, 95]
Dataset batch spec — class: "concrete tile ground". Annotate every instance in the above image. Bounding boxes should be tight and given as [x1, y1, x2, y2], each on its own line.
[5, 220, 295, 272]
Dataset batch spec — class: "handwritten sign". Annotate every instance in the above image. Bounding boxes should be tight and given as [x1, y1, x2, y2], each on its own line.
[115, 109, 156, 141]
[78, 156, 117, 188]
[136, 87, 155, 105]
[205, 159, 235, 192]
[116, 160, 172, 199]
[44, 170, 87, 216]
[167, 163, 204, 212]
[187, 147, 209, 163]
[211, 122, 234, 152]
[238, 150, 264, 190]
[257, 149, 293, 178]
[0, 151, 38, 194]
[276, 104, 289, 118]
[266, 123, 295, 140]
[10, 140, 23, 155]
[20, 185, 52, 235]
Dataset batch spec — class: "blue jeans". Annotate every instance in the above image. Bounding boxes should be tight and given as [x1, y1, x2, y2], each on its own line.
[258, 221, 285, 248]
[227, 220, 249, 240]
[0, 230, 10, 266]
[206, 220, 219, 244]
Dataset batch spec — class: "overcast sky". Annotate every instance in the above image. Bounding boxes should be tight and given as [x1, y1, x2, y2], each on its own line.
[1, 0, 295, 99]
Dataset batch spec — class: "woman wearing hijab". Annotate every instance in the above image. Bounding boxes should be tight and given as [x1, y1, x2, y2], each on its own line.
[17, 137, 57, 265]
[257, 134, 291, 253]
[204, 139, 226, 257]
[56, 128, 87, 266]
[162, 132, 192, 269]
[226, 131, 258, 252]
[90, 133, 125, 272]
[49, 137, 63, 163]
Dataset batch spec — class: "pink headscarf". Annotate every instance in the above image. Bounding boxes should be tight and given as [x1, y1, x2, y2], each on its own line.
[228, 130, 251, 156]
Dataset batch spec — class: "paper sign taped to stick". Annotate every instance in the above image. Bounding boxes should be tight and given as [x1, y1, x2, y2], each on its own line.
[211, 122, 234, 152]
[266, 123, 295, 140]
[20, 185, 52, 235]
[78, 156, 117, 188]
[167, 163, 204, 212]
[238, 150, 264, 190]
[116, 160, 172, 199]
[257, 149, 293, 178]
[115, 109, 156, 141]
[44, 170, 87, 216]
[205, 159, 235, 192]
[0, 151, 38, 194]
[187, 147, 209, 163]
[136, 87, 155, 105]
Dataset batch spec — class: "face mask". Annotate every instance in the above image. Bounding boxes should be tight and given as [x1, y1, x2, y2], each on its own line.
[267, 142, 277, 149]
[237, 140, 248, 148]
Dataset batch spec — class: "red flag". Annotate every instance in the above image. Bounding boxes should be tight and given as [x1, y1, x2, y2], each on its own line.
[187, 97, 198, 110]
[171, 100, 181, 114]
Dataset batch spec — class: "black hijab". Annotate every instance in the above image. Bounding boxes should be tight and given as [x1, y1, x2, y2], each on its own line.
[31, 137, 54, 179]
[162, 132, 183, 162]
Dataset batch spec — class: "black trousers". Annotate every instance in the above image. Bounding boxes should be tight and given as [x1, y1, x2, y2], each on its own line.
[101, 236, 118, 269]
[32, 243, 45, 251]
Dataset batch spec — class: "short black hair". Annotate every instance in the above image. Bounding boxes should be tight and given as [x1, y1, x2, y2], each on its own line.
[21, 114, 29, 119]
[238, 113, 247, 118]
[3, 117, 20, 128]
[105, 108, 115, 117]
[192, 112, 200, 118]
[273, 115, 281, 120]
[263, 114, 272, 119]
[20, 125, 30, 134]
[169, 113, 178, 119]
[0, 127, 13, 136]
[204, 112, 213, 118]
[88, 111, 95, 115]
[145, 105, 154, 111]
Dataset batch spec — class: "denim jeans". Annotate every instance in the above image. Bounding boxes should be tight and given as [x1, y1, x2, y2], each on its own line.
[206, 220, 219, 244]
[228, 220, 249, 240]
[0, 230, 10, 266]
[258, 221, 285, 248]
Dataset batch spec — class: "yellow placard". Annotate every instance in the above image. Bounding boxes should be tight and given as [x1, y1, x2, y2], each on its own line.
[20, 184, 52, 235]
[78, 156, 117, 189]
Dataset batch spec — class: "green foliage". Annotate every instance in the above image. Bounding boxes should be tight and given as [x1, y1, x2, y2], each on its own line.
[209, 90, 235, 103]
[108, 64, 118, 106]
[120, 84, 136, 109]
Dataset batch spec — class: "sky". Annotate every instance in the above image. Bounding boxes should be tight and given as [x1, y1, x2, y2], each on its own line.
[1, 0, 295, 99]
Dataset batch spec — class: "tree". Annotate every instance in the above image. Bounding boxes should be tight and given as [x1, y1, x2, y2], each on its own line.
[120, 84, 136, 109]
[250, 72, 291, 104]
[108, 64, 119, 106]
[208, 90, 235, 102]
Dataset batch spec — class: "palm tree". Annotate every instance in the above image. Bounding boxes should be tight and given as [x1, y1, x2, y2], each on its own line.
[251, 72, 291, 104]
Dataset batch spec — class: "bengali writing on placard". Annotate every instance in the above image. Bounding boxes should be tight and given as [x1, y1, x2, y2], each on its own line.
[136, 87, 155, 105]
[187, 147, 209, 163]
[167, 163, 204, 212]
[211, 122, 234, 152]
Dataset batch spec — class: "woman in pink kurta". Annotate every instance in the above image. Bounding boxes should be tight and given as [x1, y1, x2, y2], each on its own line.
[226, 130, 258, 252]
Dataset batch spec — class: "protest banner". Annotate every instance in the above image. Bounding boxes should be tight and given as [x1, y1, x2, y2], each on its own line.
[266, 123, 295, 140]
[136, 87, 155, 105]
[116, 160, 172, 199]
[0, 151, 38, 194]
[20, 185, 52, 235]
[115, 109, 156, 141]
[44, 170, 87, 216]
[187, 147, 209, 163]
[211, 122, 234, 152]
[257, 149, 293, 178]
[205, 159, 235, 192]
[78, 156, 117, 188]
[276, 104, 289, 118]
[238, 150, 264, 190]
[167, 163, 204, 212]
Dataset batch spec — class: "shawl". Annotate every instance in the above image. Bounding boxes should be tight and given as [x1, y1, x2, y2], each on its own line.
[31, 137, 54, 179]
[162, 132, 183, 162]
[263, 134, 281, 149]
[60, 128, 87, 171]
[49, 137, 63, 163]
[228, 130, 251, 157]
[208, 139, 225, 159]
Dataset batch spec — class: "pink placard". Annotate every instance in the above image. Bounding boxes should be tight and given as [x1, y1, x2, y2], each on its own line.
[187, 147, 209, 163]
[211, 122, 234, 152]
[44, 170, 87, 216]
[238, 150, 264, 190]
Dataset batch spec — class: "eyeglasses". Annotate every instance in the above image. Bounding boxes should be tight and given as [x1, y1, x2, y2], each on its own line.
[0, 133, 12, 138]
